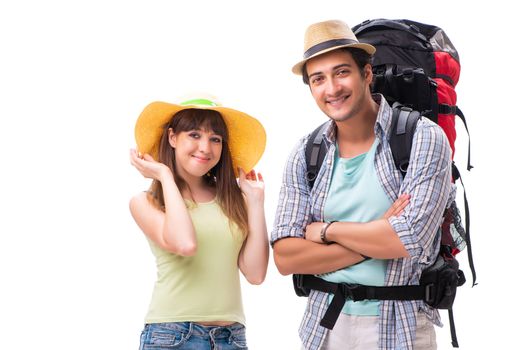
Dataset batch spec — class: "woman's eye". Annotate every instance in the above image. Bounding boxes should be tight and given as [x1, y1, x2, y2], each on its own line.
[189, 132, 200, 139]
[211, 137, 222, 143]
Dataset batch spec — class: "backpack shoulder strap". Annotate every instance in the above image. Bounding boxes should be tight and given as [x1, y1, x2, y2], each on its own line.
[306, 105, 420, 185]
[305, 121, 330, 189]
[389, 103, 421, 176]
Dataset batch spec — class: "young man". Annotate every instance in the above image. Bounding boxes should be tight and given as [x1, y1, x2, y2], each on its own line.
[271, 20, 454, 350]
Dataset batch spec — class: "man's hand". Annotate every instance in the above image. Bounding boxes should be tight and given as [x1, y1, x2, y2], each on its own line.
[304, 222, 325, 244]
[304, 194, 410, 245]
[382, 194, 410, 219]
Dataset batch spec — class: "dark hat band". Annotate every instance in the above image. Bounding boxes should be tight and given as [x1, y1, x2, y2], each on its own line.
[303, 38, 359, 59]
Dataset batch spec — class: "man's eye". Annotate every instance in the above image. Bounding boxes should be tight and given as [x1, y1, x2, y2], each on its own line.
[336, 69, 349, 76]
[310, 77, 323, 85]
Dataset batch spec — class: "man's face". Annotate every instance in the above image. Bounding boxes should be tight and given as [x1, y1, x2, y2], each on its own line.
[305, 49, 372, 122]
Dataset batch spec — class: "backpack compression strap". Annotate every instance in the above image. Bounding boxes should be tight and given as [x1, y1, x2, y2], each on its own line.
[451, 164, 477, 287]
[439, 104, 473, 171]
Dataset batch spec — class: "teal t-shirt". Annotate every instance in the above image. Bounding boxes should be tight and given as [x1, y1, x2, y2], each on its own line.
[319, 138, 392, 315]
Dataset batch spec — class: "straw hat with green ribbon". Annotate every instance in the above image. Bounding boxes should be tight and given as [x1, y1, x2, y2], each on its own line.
[134, 96, 266, 177]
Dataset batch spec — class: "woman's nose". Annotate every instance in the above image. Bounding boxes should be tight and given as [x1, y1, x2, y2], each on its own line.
[198, 139, 211, 153]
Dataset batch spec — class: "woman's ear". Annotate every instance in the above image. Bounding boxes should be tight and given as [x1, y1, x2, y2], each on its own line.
[168, 128, 177, 148]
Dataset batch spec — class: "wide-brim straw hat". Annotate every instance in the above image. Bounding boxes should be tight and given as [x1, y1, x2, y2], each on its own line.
[134, 95, 266, 177]
[292, 19, 376, 75]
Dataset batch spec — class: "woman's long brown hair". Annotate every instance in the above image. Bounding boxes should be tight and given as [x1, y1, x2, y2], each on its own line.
[148, 108, 248, 237]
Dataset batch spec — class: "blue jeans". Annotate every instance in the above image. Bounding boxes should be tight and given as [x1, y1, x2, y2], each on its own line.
[139, 322, 248, 350]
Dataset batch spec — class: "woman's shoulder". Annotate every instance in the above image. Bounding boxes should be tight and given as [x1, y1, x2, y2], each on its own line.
[129, 191, 154, 212]
[130, 190, 148, 202]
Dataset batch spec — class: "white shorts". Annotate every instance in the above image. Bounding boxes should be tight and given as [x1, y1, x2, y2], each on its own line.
[302, 312, 436, 350]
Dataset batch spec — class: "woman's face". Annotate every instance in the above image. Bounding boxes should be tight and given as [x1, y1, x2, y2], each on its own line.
[169, 128, 223, 180]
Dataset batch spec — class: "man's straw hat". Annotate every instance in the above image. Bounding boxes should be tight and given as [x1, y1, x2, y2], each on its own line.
[292, 19, 376, 75]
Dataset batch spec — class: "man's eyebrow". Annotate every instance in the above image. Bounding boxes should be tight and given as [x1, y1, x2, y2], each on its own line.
[308, 63, 353, 80]
[308, 71, 323, 80]
[333, 63, 352, 70]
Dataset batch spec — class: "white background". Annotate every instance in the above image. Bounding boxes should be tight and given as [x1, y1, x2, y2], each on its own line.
[1, 1, 522, 349]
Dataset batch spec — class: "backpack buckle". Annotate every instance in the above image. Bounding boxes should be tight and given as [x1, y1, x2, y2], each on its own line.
[340, 283, 357, 299]
[425, 283, 436, 304]
[306, 170, 317, 182]
[340, 283, 366, 302]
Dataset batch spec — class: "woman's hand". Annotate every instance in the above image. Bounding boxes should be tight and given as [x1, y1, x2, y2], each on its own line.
[130, 149, 173, 183]
[237, 167, 269, 284]
[238, 168, 264, 203]
[382, 194, 410, 219]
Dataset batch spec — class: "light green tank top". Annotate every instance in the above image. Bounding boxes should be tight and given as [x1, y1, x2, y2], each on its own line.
[145, 199, 246, 325]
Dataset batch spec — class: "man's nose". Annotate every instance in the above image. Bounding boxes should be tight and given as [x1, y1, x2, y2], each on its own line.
[326, 77, 342, 95]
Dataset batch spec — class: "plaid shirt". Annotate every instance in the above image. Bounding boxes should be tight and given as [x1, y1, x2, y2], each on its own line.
[271, 95, 454, 350]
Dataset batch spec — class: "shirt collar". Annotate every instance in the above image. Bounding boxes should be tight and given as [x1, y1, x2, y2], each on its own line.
[373, 93, 393, 140]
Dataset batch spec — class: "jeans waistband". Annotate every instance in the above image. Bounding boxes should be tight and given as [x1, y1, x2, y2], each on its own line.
[147, 322, 244, 337]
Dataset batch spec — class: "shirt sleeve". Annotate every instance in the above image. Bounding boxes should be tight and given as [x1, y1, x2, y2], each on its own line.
[270, 137, 312, 246]
[387, 118, 453, 265]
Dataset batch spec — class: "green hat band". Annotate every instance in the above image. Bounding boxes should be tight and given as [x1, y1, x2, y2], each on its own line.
[180, 98, 218, 107]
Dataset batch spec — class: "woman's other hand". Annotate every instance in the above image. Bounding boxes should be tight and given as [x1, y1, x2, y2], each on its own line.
[238, 168, 264, 203]
[130, 149, 173, 183]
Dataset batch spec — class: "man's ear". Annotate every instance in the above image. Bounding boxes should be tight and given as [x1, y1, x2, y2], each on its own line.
[364, 64, 373, 84]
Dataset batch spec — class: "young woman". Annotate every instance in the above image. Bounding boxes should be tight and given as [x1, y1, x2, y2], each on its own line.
[130, 97, 268, 350]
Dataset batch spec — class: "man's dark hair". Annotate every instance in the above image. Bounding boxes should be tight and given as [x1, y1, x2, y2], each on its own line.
[302, 47, 372, 85]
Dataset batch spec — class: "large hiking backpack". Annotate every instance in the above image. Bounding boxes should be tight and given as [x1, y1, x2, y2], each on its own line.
[352, 18, 472, 169]
[293, 19, 476, 349]
[351, 18, 475, 283]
